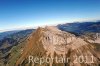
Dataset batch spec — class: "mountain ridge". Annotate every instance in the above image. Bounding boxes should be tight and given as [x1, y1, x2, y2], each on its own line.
[15, 26, 100, 66]
[0, 22, 100, 66]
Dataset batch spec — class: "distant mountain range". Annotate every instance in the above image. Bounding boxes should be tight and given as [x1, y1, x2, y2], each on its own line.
[57, 21, 100, 35]
[1, 21, 100, 40]
[0, 30, 21, 40]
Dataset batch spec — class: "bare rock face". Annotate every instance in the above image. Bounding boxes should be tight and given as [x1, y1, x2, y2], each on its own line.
[16, 26, 100, 66]
[91, 33, 100, 43]
[83, 33, 100, 44]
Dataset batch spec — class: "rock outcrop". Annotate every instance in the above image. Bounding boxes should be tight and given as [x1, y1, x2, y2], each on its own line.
[16, 26, 100, 66]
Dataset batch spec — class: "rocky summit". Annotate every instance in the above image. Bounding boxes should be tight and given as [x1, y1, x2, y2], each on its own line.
[14, 26, 100, 66]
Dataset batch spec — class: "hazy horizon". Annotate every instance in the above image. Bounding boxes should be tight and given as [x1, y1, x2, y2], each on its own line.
[0, 19, 100, 33]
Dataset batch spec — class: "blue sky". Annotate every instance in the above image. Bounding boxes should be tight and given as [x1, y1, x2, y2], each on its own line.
[0, 0, 100, 31]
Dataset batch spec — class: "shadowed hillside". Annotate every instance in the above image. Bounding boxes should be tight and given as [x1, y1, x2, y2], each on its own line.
[57, 21, 100, 35]
[0, 29, 35, 66]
